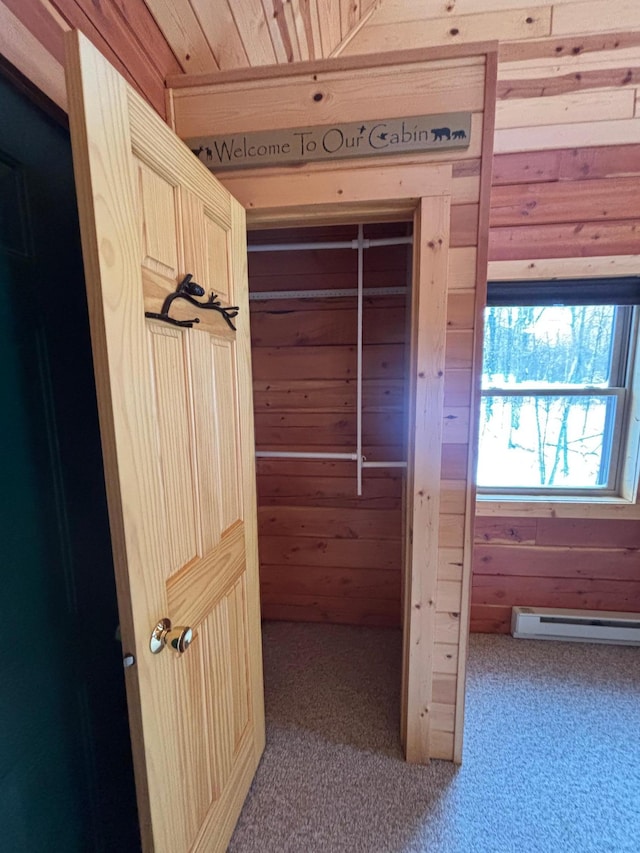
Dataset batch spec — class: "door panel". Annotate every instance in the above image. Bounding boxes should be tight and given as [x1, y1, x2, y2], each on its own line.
[65, 30, 264, 853]
[138, 160, 181, 278]
[146, 323, 199, 573]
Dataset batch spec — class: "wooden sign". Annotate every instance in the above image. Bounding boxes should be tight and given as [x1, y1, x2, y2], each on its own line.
[187, 113, 471, 171]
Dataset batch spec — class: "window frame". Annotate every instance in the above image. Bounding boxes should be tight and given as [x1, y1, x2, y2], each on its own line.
[477, 296, 639, 499]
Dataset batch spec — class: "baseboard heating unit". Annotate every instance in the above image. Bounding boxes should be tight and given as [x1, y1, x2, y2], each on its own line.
[511, 607, 640, 646]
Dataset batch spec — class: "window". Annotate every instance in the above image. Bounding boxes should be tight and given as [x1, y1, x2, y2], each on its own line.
[477, 279, 639, 496]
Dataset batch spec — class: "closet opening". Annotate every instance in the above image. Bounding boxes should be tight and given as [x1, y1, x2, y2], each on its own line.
[247, 220, 413, 752]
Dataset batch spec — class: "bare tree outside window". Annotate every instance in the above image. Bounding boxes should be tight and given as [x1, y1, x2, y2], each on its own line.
[478, 304, 631, 493]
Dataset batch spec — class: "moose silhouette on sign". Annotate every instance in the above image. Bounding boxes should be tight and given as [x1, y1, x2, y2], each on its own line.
[191, 145, 213, 160]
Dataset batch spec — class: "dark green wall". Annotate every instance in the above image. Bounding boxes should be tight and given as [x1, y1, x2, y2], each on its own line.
[0, 71, 139, 851]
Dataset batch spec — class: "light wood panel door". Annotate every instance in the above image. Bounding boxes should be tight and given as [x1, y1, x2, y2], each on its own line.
[65, 31, 264, 852]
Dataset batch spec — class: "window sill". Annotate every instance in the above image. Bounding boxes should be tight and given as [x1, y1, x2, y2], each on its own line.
[476, 494, 640, 519]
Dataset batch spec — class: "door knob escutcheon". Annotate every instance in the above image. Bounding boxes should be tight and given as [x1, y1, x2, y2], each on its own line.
[150, 618, 193, 655]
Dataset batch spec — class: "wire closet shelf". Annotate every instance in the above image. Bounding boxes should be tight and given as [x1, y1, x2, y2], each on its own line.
[248, 225, 412, 495]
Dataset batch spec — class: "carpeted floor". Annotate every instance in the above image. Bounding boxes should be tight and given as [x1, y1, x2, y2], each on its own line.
[229, 621, 640, 853]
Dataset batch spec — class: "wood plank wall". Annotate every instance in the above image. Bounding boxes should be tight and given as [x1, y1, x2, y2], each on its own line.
[473, 516, 640, 632]
[474, 42, 640, 633]
[0, 0, 181, 116]
[172, 49, 494, 761]
[249, 223, 409, 627]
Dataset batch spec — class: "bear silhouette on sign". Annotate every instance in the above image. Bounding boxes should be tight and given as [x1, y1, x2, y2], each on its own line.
[452, 129, 466, 140]
[432, 127, 451, 141]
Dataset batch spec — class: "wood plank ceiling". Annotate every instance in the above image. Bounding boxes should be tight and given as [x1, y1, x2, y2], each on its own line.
[144, 0, 640, 75]
[142, 0, 378, 73]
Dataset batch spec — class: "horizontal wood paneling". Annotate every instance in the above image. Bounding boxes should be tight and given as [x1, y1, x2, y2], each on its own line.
[494, 118, 640, 154]
[472, 517, 640, 632]
[474, 574, 640, 610]
[496, 88, 636, 129]
[258, 506, 401, 540]
[250, 223, 410, 628]
[172, 60, 485, 137]
[475, 543, 640, 580]
[492, 144, 640, 185]
[259, 534, 402, 570]
[490, 176, 640, 226]
[497, 67, 640, 100]
[477, 19, 640, 630]
[489, 219, 640, 260]
[260, 592, 400, 627]
[260, 565, 401, 600]
[470, 603, 512, 633]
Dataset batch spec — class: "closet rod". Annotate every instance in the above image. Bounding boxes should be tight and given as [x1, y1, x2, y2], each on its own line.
[249, 285, 406, 301]
[362, 461, 407, 469]
[256, 450, 407, 468]
[255, 450, 359, 461]
[254, 451, 407, 469]
[248, 235, 413, 253]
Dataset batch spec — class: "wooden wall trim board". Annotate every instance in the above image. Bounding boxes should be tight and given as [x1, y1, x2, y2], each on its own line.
[488, 219, 640, 261]
[454, 46, 498, 764]
[489, 176, 640, 227]
[494, 119, 640, 154]
[492, 144, 640, 186]
[170, 64, 485, 138]
[497, 66, 640, 99]
[0, 1, 67, 109]
[2, 0, 66, 62]
[402, 194, 450, 764]
[498, 30, 640, 63]
[221, 163, 452, 222]
[487, 255, 640, 280]
[477, 499, 640, 519]
[165, 41, 497, 88]
[0, 0, 182, 118]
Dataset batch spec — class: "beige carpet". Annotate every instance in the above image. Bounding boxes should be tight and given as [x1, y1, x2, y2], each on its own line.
[229, 621, 640, 853]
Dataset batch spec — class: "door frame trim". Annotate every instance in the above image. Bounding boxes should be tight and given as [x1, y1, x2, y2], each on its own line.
[228, 162, 452, 762]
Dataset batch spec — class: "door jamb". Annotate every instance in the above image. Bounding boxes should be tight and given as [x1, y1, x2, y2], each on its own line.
[236, 164, 453, 762]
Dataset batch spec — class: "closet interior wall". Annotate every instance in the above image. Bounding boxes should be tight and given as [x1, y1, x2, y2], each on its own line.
[248, 223, 410, 628]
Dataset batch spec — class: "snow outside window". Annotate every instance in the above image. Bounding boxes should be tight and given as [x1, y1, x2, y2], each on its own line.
[477, 303, 635, 495]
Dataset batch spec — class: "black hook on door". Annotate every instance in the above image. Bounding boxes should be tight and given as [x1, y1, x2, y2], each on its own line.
[145, 274, 239, 331]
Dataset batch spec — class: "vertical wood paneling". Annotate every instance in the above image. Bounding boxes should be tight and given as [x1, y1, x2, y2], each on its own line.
[189, 0, 249, 68]
[148, 324, 199, 575]
[259, 0, 291, 63]
[211, 339, 242, 532]
[228, 0, 277, 66]
[174, 634, 213, 839]
[403, 194, 450, 763]
[250, 222, 409, 629]
[189, 330, 223, 552]
[228, 576, 251, 748]
[201, 603, 233, 798]
[137, 159, 180, 277]
[204, 213, 232, 303]
[142, 0, 219, 72]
